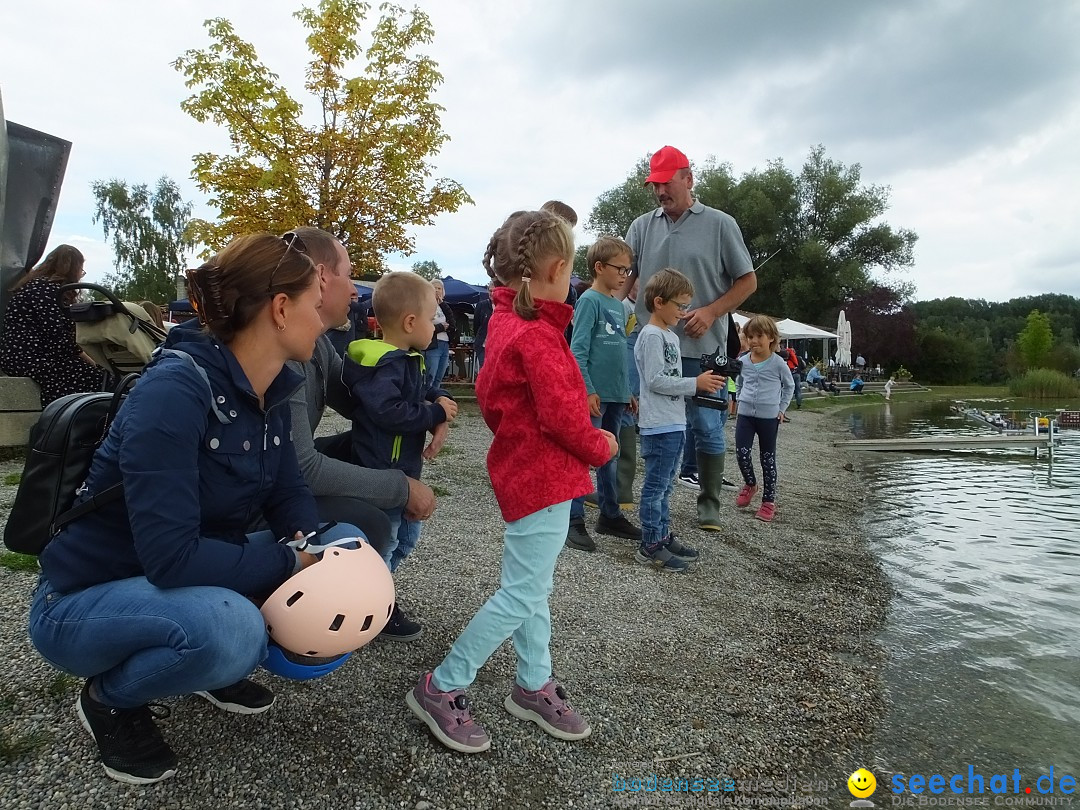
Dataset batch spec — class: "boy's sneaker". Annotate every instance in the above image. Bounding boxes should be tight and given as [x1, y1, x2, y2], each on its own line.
[735, 484, 758, 508]
[676, 472, 700, 490]
[634, 544, 690, 573]
[755, 502, 777, 522]
[378, 604, 423, 642]
[565, 518, 595, 552]
[504, 679, 591, 741]
[595, 513, 642, 541]
[721, 478, 739, 491]
[195, 678, 274, 714]
[405, 672, 491, 754]
[663, 534, 699, 561]
[76, 680, 178, 785]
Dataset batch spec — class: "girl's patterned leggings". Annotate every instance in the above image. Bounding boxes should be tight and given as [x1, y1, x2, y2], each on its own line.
[735, 414, 780, 503]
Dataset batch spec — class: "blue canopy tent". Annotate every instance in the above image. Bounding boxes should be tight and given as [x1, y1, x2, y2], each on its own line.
[439, 276, 487, 305]
[353, 282, 375, 302]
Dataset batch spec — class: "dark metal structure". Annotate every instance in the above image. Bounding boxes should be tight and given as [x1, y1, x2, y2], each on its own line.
[0, 87, 72, 337]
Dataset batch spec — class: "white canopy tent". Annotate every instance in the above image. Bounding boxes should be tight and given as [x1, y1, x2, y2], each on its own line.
[732, 312, 837, 362]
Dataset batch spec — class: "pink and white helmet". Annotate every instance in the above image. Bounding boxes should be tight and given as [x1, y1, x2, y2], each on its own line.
[261, 541, 395, 657]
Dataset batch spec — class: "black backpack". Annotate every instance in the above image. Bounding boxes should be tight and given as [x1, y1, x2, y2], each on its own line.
[3, 375, 136, 555]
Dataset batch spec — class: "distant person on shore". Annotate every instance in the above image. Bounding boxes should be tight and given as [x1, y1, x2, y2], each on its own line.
[0, 244, 101, 405]
[634, 268, 724, 572]
[423, 279, 456, 390]
[406, 209, 615, 754]
[733, 315, 794, 523]
[850, 374, 865, 394]
[883, 374, 895, 400]
[806, 364, 839, 394]
[343, 272, 457, 641]
[473, 282, 494, 370]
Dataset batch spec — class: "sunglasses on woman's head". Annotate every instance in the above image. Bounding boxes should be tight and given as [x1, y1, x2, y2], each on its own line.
[268, 231, 308, 294]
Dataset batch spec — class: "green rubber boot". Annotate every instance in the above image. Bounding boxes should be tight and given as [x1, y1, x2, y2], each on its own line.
[615, 425, 637, 508]
[697, 452, 725, 532]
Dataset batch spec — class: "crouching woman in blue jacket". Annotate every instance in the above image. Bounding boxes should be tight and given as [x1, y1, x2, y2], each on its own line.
[28, 233, 365, 785]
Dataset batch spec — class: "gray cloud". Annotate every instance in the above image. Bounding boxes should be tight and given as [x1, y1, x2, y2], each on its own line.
[510, 0, 1080, 171]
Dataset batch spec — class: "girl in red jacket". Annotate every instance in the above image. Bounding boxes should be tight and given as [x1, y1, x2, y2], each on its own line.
[406, 210, 617, 753]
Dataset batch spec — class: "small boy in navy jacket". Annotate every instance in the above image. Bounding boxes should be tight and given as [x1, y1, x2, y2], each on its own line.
[342, 272, 457, 637]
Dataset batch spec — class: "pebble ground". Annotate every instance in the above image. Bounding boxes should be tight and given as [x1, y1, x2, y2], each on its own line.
[0, 404, 890, 809]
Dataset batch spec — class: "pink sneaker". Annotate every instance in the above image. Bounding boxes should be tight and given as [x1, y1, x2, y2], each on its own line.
[405, 672, 491, 753]
[504, 679, 591, 741]
[755, 502, 776, 522]
[735, 484, 758, 508]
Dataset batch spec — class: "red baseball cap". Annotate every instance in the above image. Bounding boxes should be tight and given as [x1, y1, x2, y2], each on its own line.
[644, 145, 690, 184]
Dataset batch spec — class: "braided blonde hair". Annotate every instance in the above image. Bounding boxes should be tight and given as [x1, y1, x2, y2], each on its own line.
[482, 210, 574, 320]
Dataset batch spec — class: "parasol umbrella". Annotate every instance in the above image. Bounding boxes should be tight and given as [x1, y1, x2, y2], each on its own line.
[836, 310, 851, 366]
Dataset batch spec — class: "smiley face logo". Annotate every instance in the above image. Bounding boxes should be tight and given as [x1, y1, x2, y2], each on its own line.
[848, 768, 877, 798]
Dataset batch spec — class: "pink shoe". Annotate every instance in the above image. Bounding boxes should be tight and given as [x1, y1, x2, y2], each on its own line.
[504, 680, 591, 741]
[755, 502, 776, 522]
[406, 672, 491, 753]
[735, 484, 758, 508]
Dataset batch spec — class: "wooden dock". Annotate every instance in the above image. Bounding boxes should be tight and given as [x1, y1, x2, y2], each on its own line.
[834, 434, 1054, 452]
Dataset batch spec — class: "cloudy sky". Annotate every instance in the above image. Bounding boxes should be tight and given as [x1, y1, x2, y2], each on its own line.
[2, 0, 1078, 306]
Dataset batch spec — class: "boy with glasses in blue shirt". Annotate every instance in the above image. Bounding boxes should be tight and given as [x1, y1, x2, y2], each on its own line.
[565, 236, 641, 552]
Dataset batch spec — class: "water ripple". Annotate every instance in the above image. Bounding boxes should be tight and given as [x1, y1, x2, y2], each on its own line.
[854, 400, 1080, 772]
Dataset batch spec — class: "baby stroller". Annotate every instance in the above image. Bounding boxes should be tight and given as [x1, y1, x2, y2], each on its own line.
[60, 282, 168, 386]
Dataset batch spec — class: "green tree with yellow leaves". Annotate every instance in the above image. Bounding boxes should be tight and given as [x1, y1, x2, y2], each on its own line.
[173, 0, 471, 275]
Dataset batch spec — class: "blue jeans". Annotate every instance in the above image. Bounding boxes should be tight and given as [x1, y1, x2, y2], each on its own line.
[433, 501, 568, 692]
[681, 357, 728, 456]
[28, 522, 364, 708]
[791, 372, 803, 407]
[424, 341, 451, 389]
[681, 425, 698, 476]
[571, 402, 625, 520]
[384, 507, 422, 574]
[640, 431, 685, 549]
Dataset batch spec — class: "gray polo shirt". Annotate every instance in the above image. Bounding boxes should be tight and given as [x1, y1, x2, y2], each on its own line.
[626, 200, 754, 360]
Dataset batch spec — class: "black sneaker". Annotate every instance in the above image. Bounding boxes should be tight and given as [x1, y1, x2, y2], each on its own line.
[595, 513, 642, 542]
[196, 678, 275, 714]
[378, 604, 423, 642]
[565, 518, 596, 552]
[634, 544, 690, 573]
[663, 534, 699, 561]
[721, 478, 739, 492]
[676, 472, 700, 490]
[76, 680, 178, 785]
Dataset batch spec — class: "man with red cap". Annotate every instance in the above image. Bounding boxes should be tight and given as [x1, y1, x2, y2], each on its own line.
[625, 145, 757, 533]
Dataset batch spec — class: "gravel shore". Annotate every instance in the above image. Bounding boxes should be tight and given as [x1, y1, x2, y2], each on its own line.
[0, 404, 890, 809]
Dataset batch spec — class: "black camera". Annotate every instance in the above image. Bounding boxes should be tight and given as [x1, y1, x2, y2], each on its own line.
[692, 346, 742, 410]
[700, 346, 743, 379]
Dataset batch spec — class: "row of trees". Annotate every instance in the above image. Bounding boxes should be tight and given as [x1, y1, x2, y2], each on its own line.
[906, 298, 1080, 384]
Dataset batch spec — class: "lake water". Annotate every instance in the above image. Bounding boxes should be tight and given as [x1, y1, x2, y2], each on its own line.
[844, 399, 1080, 777]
